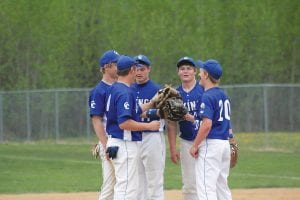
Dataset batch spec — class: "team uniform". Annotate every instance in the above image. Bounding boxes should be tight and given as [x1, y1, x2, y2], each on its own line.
[105, 82, 142, 200]
[131, 80, 165, 200]
[196, 87, 232, 200]
[176, 83, 204, 200]
[89, 81, 115, 200]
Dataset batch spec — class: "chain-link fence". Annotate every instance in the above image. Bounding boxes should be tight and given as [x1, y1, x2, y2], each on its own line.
[0, 84, 299, 143]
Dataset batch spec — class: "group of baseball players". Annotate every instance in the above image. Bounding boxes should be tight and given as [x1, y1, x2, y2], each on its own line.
[89, 49, 235, 200]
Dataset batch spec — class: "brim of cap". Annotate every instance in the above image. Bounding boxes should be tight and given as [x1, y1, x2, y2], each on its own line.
[195, 61, 204, 68]
[136, 60, 150, 66]
[111, 58, 119, 63]
[177, 60, 195, 67]
[137, 63, 150, 68]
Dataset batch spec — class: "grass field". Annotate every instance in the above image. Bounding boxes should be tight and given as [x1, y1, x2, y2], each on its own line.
[0, 132, 299, 194]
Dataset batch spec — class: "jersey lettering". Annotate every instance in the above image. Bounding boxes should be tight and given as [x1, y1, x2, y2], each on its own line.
[194, 119, 200, 130]
[137, 98, 150, 105]
[183, 101, 196, 112]
[136, 98, 151, 122]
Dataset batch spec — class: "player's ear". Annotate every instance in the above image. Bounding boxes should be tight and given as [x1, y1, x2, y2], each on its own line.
[203, 70, 209, 79]
[129, 66, 136, 75]
[131, 65, 137, 72]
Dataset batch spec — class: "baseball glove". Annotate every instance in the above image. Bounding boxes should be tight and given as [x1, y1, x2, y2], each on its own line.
[151, 85, 188, 121]
[91, 142, 107, 159]
[91, 143, 100, 159]
[229, 138, 238, 168]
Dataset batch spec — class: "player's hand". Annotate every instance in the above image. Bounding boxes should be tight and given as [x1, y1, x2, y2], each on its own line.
[183, 113, 195, 122]
[105, 148, 110, 160]
[189, 145, 199, 158]
[147, 120, 160, 131]
[170, 148, 180, 164]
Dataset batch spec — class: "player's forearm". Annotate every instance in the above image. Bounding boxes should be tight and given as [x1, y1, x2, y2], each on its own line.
[167, 121, 177, 150]
[91, 117, 107, 145]
[229, 128, 234, 138]
[119, 119, 153, 131]
[139, 101, 154, 113]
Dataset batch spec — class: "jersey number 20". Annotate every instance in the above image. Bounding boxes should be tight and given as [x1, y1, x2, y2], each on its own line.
[218, 99, 231, 121]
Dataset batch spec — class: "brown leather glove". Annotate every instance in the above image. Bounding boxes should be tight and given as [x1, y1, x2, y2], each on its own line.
[229, 138, 238, 168]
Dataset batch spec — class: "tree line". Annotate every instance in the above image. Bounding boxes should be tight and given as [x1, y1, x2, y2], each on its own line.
[0, 0, 299, 90]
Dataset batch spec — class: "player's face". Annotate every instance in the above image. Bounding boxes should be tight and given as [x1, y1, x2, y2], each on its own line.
[129, 65, 137, 84]
[105, 63, 118, 80]
[198, 68, 207, 86]
[135, 65, 150, 84]
[178, 65, 197, 83]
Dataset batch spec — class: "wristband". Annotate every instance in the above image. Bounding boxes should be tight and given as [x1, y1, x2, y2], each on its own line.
[146, 109, 159, 120]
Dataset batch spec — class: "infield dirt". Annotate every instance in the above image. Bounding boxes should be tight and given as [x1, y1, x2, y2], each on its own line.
[0, 188, 299, 200]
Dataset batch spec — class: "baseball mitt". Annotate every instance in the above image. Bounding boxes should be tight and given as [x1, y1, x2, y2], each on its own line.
[151, 85, 188, 121]
[91, 143, 100, 159]
[91, 142, 106, 159]
[151, 85, 181, 108]
[229, 138, 238, 168]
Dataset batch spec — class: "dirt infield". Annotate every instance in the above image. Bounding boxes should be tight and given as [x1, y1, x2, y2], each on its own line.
[0, 188, 299, 200]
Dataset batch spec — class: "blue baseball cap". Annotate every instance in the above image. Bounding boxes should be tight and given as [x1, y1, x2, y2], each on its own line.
[99, 50, 120, 67]
[177, 56, 196, 68]
[195, 60, 204, 68]
[117, 55, 138, 71]
[201, 59, 223, 80]
[134, 54, 151, 66]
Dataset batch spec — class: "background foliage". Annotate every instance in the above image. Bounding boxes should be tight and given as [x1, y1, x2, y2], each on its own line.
[0, 0, 299, 90]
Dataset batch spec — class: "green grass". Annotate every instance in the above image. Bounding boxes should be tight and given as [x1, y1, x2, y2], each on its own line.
[0, 132, 300, 194]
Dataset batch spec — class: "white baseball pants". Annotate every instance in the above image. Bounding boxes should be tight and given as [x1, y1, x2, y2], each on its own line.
[98, 143, 115, 200]
[195, 139, 232, 200]
[107, 138, 139, 200]
[137, 132, 166, 200]
[180, 139, 198, 200]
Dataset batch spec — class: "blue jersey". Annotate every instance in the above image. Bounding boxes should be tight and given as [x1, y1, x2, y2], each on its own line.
[131, 80, 161, 131]
[177, 83, 204, 141]
[106, 82, 142, 141]
[89, 81, 111, 117]
[199, 87, 231, 140]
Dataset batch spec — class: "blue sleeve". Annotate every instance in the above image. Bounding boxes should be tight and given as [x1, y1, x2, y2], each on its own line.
[117, 93, 133, 124]
[199, 94, 214, 120]
[89, 90, 105, 117]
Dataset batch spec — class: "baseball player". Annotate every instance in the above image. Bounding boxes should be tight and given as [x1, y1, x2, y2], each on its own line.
[105, 55, 160, 200]
[190, 59, 232, 200]
[89, 50, 119, 200]
[131, 55, 165, 200]
[167, 56, 204, 200]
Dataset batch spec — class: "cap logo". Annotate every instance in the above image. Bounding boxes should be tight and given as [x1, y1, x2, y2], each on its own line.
[138, 55, 143, 60]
